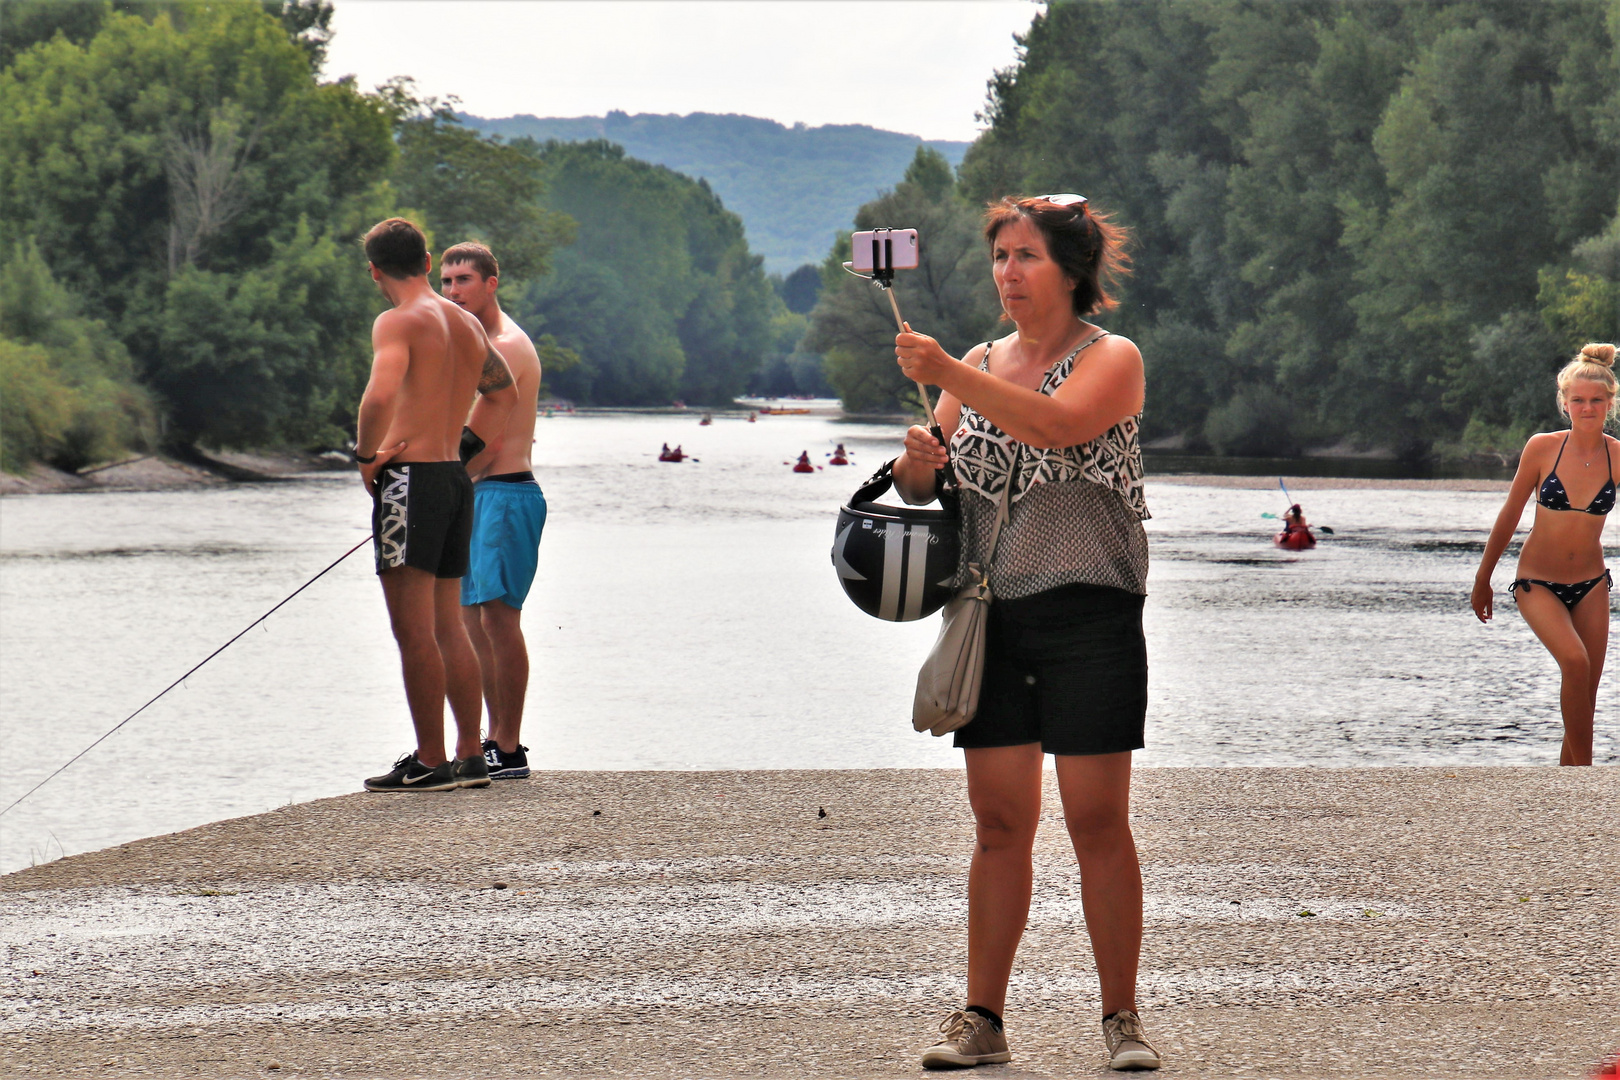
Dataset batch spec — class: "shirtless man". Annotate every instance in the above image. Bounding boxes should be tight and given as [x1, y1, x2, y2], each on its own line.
[353, 219, 517, 792]
[439, 242, 546, 780]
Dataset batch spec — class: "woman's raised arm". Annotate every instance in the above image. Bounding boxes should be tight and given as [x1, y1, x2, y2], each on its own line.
[898, 329, 1143, 450]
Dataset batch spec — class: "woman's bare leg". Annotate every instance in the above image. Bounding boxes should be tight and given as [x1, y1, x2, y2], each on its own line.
[1565, 581, 1610, 765]
[1054, 751, 1141, 1015]
[963, 743, 1045, 1016]
[1516, 586, 1596, 765]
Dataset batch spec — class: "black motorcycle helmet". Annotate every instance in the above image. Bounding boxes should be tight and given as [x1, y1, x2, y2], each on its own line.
[833, 459, 959, 621]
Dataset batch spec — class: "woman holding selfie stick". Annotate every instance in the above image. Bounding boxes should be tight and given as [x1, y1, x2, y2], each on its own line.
[1472, 342, 1620, 766]
[890, 195, 1159, 1072]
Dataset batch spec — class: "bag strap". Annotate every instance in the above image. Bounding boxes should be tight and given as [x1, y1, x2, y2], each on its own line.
[849, 459, 898, 506]
[851, 458, 959, 511]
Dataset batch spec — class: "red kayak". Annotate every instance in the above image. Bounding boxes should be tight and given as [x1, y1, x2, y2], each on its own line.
[1274, 526, 1315, 550]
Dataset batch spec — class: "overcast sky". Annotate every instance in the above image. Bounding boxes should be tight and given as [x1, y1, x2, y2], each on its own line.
[324, 1, 1040, 143]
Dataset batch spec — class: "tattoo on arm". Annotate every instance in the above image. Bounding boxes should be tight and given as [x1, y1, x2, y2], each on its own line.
[478, 347, 514, 394]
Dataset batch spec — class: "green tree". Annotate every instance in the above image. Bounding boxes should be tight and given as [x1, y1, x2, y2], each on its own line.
[959, 0, 1618, 458]
[517, 140, 778, 405]
[381, 79, 575, 285]
[808, 147, 1001, 413]
[1213, 3, 1408, 445]
[0, 241, 155, 471]
[0, 2, 397, 449]
[1536, 207, 1620, 352]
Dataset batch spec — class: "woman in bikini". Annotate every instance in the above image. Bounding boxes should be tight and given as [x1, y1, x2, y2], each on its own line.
[1472, 342, 1619, 766]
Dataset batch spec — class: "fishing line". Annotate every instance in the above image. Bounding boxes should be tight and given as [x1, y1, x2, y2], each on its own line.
[0, 533, 374, 819]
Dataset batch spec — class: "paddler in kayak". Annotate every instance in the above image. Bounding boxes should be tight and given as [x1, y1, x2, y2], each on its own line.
[793, 450, 816, 473]
[1275, 504, 1315, 549]
[829, 443, 851, 465]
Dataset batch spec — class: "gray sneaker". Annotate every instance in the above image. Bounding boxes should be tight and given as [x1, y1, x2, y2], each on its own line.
[1102, 1010, 1161, 1070]
[450, 753, 491, 789]
[920, 1009, 1010, 1069]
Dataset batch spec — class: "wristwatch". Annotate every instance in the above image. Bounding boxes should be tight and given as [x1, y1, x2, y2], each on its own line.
[352, 447, 377, 464]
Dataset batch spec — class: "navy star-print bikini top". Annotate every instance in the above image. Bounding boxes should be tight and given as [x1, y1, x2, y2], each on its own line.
[1538, 434, 1616, 515]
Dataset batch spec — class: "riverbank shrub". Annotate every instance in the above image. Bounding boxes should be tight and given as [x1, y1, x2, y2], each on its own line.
[0, 242, 154, 473]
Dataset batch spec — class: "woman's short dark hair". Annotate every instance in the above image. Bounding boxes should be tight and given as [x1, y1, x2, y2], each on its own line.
[983, 196, 1131, 317]
[363, 218, 429, 280]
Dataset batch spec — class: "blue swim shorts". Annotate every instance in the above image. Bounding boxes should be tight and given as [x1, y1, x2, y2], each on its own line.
[460, 472, 547, 608]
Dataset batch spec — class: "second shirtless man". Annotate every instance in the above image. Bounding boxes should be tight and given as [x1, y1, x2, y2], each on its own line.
[439, 242, 546, 780]
[353, 219, 517, 792]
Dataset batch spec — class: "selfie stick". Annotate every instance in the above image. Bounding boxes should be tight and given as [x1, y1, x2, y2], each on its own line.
[860, 233, 956, 493]
[865, 233, 933, 420]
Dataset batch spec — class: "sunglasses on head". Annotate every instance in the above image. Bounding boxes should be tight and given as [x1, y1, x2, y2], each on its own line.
[1038, 193, 1088, 210]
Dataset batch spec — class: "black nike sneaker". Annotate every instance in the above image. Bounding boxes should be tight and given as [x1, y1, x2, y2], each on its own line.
[364, 752, 457, 792]
[482, 739, 531, 780]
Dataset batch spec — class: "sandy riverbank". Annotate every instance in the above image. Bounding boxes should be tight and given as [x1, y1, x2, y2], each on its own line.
[0, 450, 348, 496]
[2, 767, 1614, 1078]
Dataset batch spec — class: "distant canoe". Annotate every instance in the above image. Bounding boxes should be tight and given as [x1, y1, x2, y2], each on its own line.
[1274, 527, 1315, 550]
[757, 406, 812, 415]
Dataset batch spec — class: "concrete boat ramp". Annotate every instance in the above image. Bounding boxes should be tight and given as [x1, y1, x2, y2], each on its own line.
[1, 767, 1615, 1078]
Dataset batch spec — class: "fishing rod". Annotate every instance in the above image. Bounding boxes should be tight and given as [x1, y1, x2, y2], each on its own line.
[0, 533, 374, 819]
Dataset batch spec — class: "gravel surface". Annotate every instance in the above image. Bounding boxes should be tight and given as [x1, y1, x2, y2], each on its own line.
[1, 767, 1615, 1078]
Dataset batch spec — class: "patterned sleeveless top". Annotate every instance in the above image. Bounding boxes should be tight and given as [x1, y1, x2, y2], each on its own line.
[949, 332, 1150, 599]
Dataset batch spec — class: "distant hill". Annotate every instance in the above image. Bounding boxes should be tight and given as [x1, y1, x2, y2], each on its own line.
[459, 111, 969, 274]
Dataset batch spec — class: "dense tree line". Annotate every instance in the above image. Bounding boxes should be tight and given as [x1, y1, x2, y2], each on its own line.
[946, 0, 1619, 458]
[0, 1, 782, 471]
[1, 1, 402, 455]
[464, 110, 970, 273]
[515, 140, 784, 407]
[812, 1, 1617, 456]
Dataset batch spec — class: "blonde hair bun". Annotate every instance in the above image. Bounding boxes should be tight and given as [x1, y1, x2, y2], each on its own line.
[1579, 342, 1617, 368]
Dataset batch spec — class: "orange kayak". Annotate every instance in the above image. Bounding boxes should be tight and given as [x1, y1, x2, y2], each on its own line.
[1275, 527, 1315, 550]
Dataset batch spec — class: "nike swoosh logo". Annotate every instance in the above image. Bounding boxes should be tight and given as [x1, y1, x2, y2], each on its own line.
[402, 771, 440, 785]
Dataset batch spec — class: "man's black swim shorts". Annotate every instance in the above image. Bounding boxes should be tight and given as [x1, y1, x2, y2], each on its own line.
[371, 461, 474, 578]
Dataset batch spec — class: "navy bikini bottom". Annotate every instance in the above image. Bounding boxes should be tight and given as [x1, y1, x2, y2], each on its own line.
[1509, 569, 1613, 612]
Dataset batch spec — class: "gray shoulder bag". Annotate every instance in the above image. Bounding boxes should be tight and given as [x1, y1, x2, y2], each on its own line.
[911, 443, 1020, 736]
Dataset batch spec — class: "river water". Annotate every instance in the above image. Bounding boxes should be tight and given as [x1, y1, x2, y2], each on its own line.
[1, 407, 1613, 873]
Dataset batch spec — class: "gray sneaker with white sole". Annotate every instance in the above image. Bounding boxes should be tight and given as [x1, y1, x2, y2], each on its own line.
[920, 1009, 1010, 1069]
[1103, 1009, 1162, 1070]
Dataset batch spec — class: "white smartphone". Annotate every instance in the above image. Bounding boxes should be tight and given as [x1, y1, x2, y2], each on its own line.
[850, 228, 920, 273]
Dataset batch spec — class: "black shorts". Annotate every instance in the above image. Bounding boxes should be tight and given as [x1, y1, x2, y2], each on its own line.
[371, 461, 474, 578]
[954, 583, 1147, 756]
